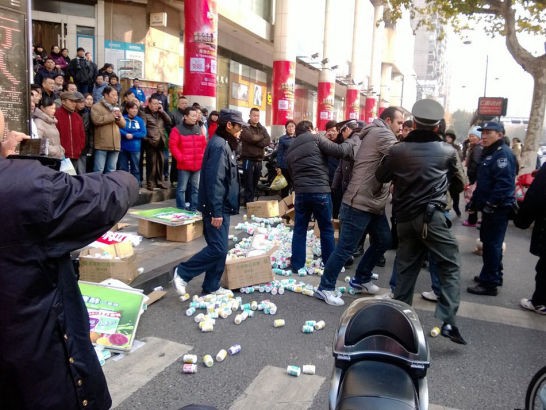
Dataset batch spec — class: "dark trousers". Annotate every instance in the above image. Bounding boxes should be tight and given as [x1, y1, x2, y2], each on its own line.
[242, 159, 262, 204]
[145, 146, 164, 187]
[532, 256, 546, 305]
[478, 207, 511, 287]
[279, 168, 292, 198]
[175, 215, 230, 293]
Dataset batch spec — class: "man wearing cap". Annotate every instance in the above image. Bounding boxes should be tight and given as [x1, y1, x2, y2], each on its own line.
[172, 109, 246, 297]
[315, 108, 402, 306]
[467, 121, 516, 296]
[55, 91, 87, 174]
[376, 99, 467, 344]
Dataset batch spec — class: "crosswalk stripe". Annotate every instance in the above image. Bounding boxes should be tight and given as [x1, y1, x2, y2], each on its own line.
[229, 365, 325, 410]
[103, 336, 192, 408]
[411, 295, 546, 331]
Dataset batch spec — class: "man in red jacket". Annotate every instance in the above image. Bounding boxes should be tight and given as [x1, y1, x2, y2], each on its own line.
[55, 91, 87, 174]
[169, 106, 207, 210]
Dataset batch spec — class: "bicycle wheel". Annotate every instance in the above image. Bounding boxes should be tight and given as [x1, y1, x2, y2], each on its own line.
[526, 366, 546, 410]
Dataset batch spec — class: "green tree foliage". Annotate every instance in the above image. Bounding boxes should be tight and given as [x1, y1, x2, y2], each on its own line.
[386, 0, 546, 173]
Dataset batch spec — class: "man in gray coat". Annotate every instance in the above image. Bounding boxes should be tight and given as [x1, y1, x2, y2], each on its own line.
[315, 107, 404, 306]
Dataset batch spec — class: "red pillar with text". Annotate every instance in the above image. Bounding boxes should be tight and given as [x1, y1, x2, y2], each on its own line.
[272, 60, 296, 126]
[363, 97, 377, 123]
[183, 0, 218, 108]
[317, 71, 335, 131]
[345, 87, 360, 120]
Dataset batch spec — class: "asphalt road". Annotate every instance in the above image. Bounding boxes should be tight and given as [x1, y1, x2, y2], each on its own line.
[102, 203, 546, 410]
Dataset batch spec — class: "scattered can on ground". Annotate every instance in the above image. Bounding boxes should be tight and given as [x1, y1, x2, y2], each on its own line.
[179, 293, 190, 302]
[203, 354, 214, 368]
[216, 349, 228, 362]
[314, 320, 326, 330]
[182, 363, 198, 374]
[185, 307, 196, 316]
[201, 322, 214, 332]
[302, 365, 316, 375]
[430, 326, 440, 337]
[302, 325, 314, 333]
[304, 320, 317, 327]
[344, 276, 351, 283]
[183, 354, 198, 364]
[228, 344, 241, 355]
[287, 365, 301, 377]
[273, 319, 285, 328]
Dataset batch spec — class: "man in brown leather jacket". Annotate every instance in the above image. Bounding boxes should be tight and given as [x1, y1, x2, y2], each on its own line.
[240, 107, 270, 204]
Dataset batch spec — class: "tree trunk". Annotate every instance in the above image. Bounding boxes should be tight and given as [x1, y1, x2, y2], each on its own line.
[520, 66, 546, 174]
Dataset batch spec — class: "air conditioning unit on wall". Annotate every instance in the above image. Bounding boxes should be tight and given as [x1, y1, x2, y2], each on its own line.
[150, 12, 168, 28]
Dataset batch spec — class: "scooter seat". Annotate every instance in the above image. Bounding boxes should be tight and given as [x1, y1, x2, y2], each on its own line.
[336, 360, 418, 410]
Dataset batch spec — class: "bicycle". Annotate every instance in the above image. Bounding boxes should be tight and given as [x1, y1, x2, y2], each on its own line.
[525, 366, 546, 410]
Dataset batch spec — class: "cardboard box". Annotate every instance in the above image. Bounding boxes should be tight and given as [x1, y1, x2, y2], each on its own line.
[138, 219, 166, 238]
[166, 220, 203, 242]
[246, 200, 280, 218]
[314, 219, 340, 240]
[279, 193, 296, 223]
[221, 247, 276, 289]
[79, 246, 137, 284]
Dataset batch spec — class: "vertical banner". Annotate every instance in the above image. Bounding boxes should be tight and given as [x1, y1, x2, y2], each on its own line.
[272, 60, 295, 125]
[345, 88, 359, 120]
[316, 82, 335, 130]
[184, 0, 218, 98]
[363, 97, 377, 124]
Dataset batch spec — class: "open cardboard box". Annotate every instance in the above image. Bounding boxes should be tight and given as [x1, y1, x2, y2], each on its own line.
[221, 246, 277, 289]
[79, 243, 137, 284]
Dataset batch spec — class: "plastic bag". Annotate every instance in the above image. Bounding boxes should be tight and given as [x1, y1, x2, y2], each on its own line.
[270, 173, 288, 190]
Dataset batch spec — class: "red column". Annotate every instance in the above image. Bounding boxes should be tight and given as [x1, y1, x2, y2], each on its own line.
[363, 97, 377, 123]
[272, 60, 296, 125]
[345, 87, 359, 120]
[317, 81, 335, 130]
[183, 0, 218, 103]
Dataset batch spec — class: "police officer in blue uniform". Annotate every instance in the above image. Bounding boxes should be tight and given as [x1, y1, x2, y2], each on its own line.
[467, 121, 516, 296]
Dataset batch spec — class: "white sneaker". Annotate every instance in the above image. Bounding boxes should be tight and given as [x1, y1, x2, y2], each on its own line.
[421, 290, 438, 302]
[314, 289, 345, 306]
[209, 287, 234, 297]
[173, 267, 188, 296]
[349, 278, 380, 295]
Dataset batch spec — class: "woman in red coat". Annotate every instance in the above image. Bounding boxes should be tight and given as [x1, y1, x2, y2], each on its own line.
[169, 106, 207, 210]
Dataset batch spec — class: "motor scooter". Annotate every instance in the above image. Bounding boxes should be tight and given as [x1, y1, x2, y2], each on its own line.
[329, 298, 430, 410]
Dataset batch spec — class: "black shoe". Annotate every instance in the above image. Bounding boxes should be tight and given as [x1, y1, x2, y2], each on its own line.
[352, 247, 364, 258]
[344, 255, 355, 268]
[375, 255, 386, 267]
[473, 275, 503, 286]
[467, 284, 498, 296]
[441, 323, 467, 345]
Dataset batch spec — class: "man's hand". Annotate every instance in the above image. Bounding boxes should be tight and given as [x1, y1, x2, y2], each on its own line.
[1, 131, 30, 158]
[211, 216, 223, 229]
[126, 133, 133, 140]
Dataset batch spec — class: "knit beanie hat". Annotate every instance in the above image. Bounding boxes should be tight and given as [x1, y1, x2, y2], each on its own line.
[468, 126, 481, 139]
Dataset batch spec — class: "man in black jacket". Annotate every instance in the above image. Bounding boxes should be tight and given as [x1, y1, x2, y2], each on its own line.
[0, 109, 139, 408]
[173, 109, 246, 297]
[376, 99, 467, 345]
[514, 164, 546, 315]
[67, 47, 95, 94]
[286, 120, 356, 305]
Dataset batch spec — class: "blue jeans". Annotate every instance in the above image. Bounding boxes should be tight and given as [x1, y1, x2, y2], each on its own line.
[94, 150, 119, 174]
[117, 150, 141, 182]
[177, 170, 200, 210]
[175, 214, 229, 293]
[478, 206, 511, 287]
[291, 192, 334, 271]
[319, 203, 391, 291]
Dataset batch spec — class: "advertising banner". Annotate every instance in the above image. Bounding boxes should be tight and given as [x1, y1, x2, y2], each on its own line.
[317, 81, 335, 130]
[104, 40, 145, 79]
[272, 60, 295, 125]
[345, 88, 360, 120]
[184, 0, 218, 97]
